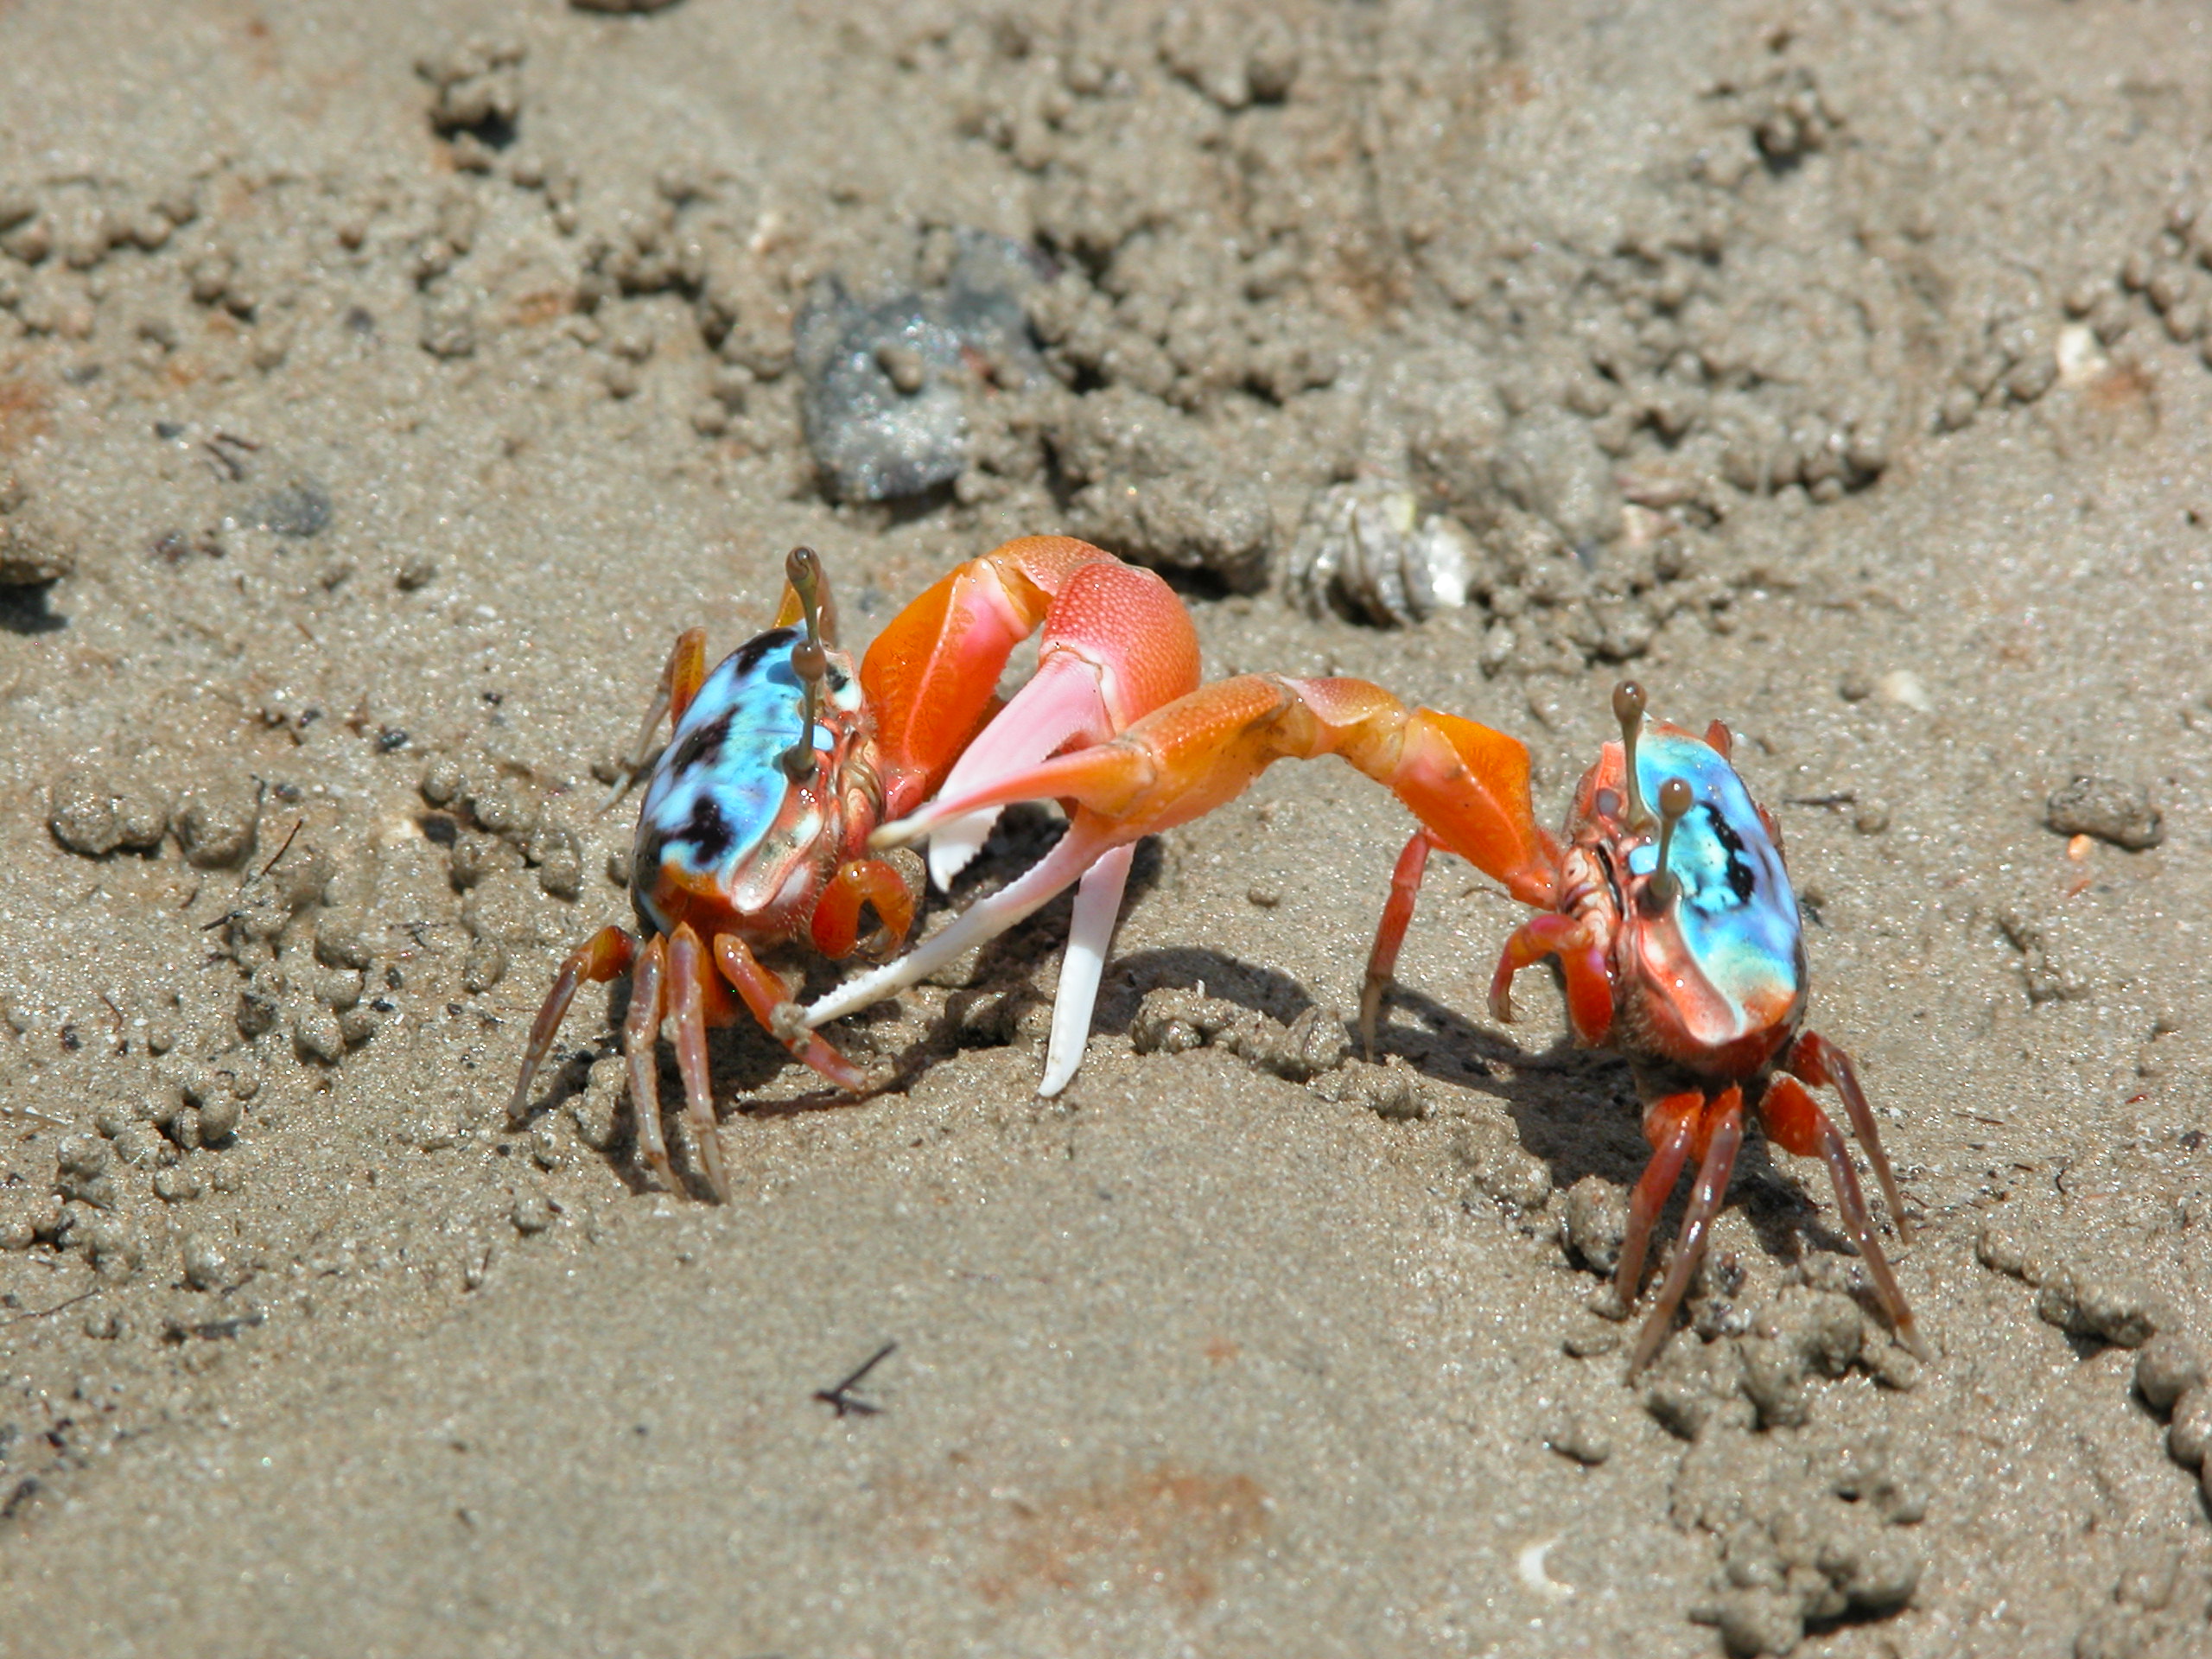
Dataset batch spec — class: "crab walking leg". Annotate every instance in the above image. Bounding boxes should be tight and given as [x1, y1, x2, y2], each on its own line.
[1761, 1072, 1928, 1357]
[664, 925, 731, 1203]
[624, 933, 674, 1189]
[509, 924, 636, 1120]
[1359, 830, 1441, 1058]
[1039, 842, 1135, 1097]
[1628, 1085, 1746, 1376]
[1788, 1031, 1912, 1243]
[1614, 1090, 1703, 1303]
[606, 628, 709, 808]
[712, 935, 873, 1096]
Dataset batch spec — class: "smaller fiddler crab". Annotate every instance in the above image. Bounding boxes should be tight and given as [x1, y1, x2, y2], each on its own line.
[1361, 682, 1923, 1372]
[793, 675, 1921, 1371]
[511, 537, 1198, 1200]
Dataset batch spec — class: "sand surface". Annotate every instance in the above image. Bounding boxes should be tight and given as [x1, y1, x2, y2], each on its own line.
[0, 2, 2208, 1654]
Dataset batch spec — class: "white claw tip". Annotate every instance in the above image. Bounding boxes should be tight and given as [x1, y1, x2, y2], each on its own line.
[868, 818, 923, 853]
[925, 807, 998, 892]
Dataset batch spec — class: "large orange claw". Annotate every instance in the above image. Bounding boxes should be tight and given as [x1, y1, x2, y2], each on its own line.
[923, 554, 1201, 890]
[858, 536, 1198, 819]
[794, 674, 1555, 1094]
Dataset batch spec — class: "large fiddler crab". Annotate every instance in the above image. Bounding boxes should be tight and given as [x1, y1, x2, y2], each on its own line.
[511, 537, 1199, 1200]
[791, 675, 1920, 1371]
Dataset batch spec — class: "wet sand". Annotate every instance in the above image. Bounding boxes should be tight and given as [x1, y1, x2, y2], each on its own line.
[0, 3, 2207, 1654]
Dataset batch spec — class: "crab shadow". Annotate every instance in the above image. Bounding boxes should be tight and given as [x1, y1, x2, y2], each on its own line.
[1367, 981, 1854, 1268]
[512, 810, 1874, 1254]
[516, 807, 1173, 1199]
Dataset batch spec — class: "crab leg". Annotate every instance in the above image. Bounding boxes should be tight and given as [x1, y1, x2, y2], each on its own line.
[795, 676, 1560, 1089]
[1787, 1030, 1911, 1243]
[509, 924, 636, 1121]
[624, 933, 674, 1190]
[1627, 1084, 1745, 1375]
[1487, 913, 1615, 1047]
[1614, 1090, 1703, 1303]
[1359, 830, 1441, 1058]
[1761, 1071, 1928, 1357]
[712, 934, 874, 1096]
[665, 925, 731, 1202]
[606, 629, 709, 807]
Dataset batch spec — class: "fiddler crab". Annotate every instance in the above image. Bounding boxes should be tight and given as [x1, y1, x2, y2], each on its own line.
[801, 674, 1920, 1371]
[510, 536, 1199, 1201]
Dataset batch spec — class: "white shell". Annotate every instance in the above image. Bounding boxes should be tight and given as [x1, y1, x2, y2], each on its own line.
[1285, 479, 1472, 626]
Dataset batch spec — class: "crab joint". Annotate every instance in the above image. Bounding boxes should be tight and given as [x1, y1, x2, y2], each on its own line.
[1646, 776, 1693, 909]
[780, 546, 830, 783]
[1612, 680, 1654, 830]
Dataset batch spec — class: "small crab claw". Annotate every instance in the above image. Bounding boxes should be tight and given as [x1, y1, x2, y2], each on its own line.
[797, 817, 1118, 1054]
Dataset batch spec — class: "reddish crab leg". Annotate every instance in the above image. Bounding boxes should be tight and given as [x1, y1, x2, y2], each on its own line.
[712, 935, 872, 1096]
[1614, 1090, 1702, 1304]
[608, 628, 709, 799]
[1787, 1031, 1912, 1242]
[1486, 912, 1615, 1048]
[1628, 1085, 1745, 1376]
[664, 924, 730, 1203]
[624, 934, 672, 1189]
[509, 924, 637, 1121]
[1359, 830, 1441, 1058]
[1762, 1071, 1928, 1357]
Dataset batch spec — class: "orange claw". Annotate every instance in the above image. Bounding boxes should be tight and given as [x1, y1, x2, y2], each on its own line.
[876, 675, 1555, 888]
[809, 856, 919, 959]
[922, 552, 1203, 888]
[797, 674, 1557, 1059]
[859, 536, 1200, 818]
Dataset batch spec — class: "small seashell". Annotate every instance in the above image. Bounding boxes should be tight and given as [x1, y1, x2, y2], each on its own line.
[1286, 479, 1472, 627]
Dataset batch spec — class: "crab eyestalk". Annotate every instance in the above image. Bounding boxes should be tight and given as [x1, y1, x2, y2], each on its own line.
[1645, 775, 1693, 910]
[780, 546, 830, 783]
[1612, 680, 1654, 830]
